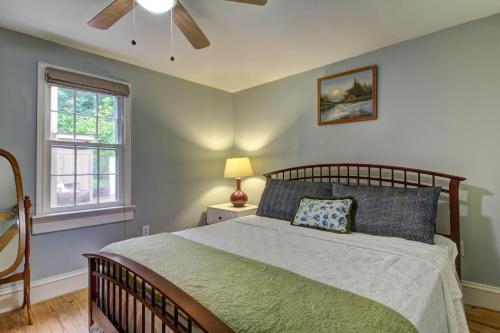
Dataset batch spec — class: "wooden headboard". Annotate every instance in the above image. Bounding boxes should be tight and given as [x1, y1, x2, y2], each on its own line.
[263, 163, 466, 278]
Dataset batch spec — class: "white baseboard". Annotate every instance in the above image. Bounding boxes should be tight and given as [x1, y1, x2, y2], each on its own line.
[463, 280, 500, 312]
[1, 270, 498, 315]
[0, 268, 88, 314]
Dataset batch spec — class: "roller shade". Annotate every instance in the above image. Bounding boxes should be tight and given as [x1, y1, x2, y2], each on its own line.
[45, 67, 130, 97]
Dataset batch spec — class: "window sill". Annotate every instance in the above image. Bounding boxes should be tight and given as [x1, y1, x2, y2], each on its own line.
[32, 205, 135, 234]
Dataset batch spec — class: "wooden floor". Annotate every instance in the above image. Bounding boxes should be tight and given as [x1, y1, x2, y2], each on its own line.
[467, 304, 500, 333]
[0, 289, 499, 332]
[0, 289, 88, 333]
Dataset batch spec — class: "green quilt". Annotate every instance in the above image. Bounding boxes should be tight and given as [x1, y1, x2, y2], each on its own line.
[102, 233, 418, 333]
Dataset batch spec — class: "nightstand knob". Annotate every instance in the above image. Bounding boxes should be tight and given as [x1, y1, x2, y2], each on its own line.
[218, 216, 222, 220]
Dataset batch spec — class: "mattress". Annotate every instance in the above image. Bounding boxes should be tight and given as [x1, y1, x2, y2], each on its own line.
[174, 215, 468, 333]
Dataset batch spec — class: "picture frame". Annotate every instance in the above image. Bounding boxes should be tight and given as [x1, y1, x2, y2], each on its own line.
[317, 65, 377, 125]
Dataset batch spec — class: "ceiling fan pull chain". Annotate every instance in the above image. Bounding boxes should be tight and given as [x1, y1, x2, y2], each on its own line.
[131, 0, 137, 46]
[170, 8, 175, 61]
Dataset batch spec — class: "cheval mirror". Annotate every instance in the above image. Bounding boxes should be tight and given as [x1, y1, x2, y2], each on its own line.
[0, 149, 32, 324]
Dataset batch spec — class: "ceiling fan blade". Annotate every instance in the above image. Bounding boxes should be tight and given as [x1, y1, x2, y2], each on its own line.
[173, 1, 210, 49]
[88, 0, 134, 30]
[224, 0, 268, 5]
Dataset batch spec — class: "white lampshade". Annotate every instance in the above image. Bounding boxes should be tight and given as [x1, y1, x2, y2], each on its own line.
[137, 0, 176, 14]
[224, 158, 254, 179]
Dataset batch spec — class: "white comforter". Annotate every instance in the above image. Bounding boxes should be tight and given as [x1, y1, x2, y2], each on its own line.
[175, 215, 468, 333]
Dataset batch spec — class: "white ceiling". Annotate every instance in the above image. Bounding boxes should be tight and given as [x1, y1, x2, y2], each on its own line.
[0, 0, 499, 92]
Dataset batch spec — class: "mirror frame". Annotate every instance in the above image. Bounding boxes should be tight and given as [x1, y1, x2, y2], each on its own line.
[0, 149, 26, 277]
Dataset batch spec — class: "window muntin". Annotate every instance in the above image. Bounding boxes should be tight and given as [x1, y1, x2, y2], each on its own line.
[47, 85, 122, 211]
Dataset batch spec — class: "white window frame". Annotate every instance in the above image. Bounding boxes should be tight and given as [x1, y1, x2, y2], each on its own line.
[34, 62, 134, 234]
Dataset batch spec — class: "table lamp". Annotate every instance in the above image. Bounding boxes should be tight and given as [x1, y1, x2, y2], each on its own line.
[224, 157, 254, 207]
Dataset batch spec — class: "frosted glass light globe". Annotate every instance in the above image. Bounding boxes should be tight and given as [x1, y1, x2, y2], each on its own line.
[137, 0, 176, 14]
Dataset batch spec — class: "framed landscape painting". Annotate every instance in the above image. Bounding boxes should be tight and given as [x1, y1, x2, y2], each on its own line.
[318, 65, 377, 125]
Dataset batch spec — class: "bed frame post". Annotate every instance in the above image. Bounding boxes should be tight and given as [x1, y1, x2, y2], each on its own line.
[88, 257, 96, 330]
[449, 178, 461, 279]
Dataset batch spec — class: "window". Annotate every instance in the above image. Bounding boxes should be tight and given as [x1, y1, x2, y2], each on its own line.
[49, 88, 121, 208]
[35, 63, 133, 233]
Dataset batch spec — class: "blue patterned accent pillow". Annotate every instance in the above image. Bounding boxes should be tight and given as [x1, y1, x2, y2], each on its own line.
[331, 183, 441, 244]
[291, 197, 355, 234]
[257, 179, 332, 221]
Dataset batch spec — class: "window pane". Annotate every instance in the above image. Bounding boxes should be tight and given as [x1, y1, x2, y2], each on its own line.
[75, 115, 97, 142]
[98, 119, 117, 144]
[76, 148, 97, 175]
[46, 83, 124, 212]
[51, 112, 74, 140]
[98, 95, 118, 118]
[76, 175, 98, 205]
[51, 175, 74, 207]
[98, 175, 117, 203]
[51, 86, 74, 113]
[76, 91, 97, 116]
[99, 149, 117, 174]
[51, 146, 74, 175]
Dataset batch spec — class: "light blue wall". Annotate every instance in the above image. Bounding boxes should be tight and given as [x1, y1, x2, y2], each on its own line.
[0, 27, 234, 282]
[233, 14, 500, 287]
[1, 12, 499, 288]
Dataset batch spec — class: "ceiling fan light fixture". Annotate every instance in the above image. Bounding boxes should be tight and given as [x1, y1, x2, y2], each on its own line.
[136, 0, 176, 14]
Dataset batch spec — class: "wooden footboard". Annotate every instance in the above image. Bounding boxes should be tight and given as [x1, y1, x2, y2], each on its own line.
[84, 252, 233, 333]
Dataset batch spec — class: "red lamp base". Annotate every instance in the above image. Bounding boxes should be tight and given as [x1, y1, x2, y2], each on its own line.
[230, 178, 248, 207]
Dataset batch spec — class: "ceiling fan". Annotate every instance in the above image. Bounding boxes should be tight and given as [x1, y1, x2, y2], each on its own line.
[88, 0, 268, 50]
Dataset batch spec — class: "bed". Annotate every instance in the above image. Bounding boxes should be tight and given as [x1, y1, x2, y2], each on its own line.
[85, 163, 467, 333]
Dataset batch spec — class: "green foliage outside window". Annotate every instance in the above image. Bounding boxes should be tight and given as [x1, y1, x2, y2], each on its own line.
[55, 87, 118, 144]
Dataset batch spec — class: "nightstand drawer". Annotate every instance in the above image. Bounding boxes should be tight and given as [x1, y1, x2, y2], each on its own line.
[206, 203, 258, 225]
[207, 209, 238, 224]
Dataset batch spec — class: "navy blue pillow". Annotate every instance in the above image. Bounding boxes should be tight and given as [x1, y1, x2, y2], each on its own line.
[257, 179, 332, 221]
[331, 183, 441, 244]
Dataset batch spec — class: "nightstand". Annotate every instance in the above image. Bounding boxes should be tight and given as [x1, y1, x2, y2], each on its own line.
[206, 203, 258, 225]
